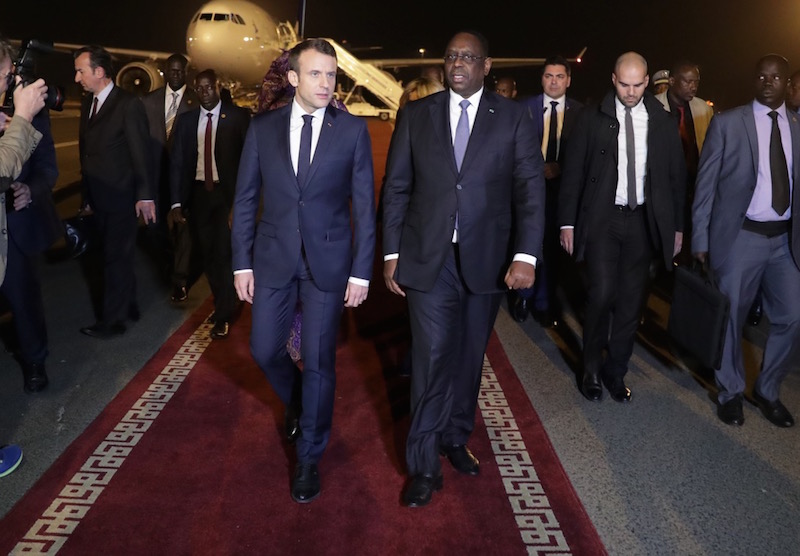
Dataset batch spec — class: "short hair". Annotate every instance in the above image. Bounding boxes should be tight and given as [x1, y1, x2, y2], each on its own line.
[288, 39, 336, 72]
[399, 76, 445, 108]
[195, 68, 218, 85]
[670, 60, 699, 77]
[167, 53, 189, 68]
[755, 54, 789, 74]
[542, 55, 571, 76]
[449, 30, 489, 58]
[73, 45, 115, 79]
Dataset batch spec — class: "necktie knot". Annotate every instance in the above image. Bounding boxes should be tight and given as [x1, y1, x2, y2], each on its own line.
[302, 114, 313, 126]
[625, 106, 632, 114]
[550, 100, 558, 111]
[459, 99, 470, 112]
[769, 110, 779, 122]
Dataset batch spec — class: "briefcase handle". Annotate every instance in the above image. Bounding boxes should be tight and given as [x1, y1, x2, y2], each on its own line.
[690, 259, 721, 291]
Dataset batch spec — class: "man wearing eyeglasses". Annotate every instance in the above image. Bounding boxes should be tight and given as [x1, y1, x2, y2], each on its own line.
[169, 69, 250, 340]
[383, 30, 544, 507]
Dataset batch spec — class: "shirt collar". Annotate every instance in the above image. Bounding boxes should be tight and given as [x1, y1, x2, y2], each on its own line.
[449, 87, 483, 110]
[291, 99, 327, 122]
[615, 95, 645, 114]
[201, 100, 221, 118]
[543, 93, 564, 106]
[753, 99, 787, 119]
[167, 84, 186, 96]
[95, 80, 113, 104]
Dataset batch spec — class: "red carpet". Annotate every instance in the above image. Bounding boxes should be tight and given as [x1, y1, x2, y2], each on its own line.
[0, 297, 605, 555]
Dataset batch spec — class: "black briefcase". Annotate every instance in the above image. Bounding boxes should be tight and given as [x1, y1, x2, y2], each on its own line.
[668, 263, 730, 369]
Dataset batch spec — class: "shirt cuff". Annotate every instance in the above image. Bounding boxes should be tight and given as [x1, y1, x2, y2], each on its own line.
[560, 225, 574, 230]
[384, 253, 399, 261]
[171, 203, 181, 210]
[512, 253, 537, 267]
[233, 269, 253, 275]
[348, 277, 369, 287]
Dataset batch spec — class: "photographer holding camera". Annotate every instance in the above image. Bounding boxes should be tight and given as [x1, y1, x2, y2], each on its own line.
[0, 63, 48, 478]
[0, 38, 61, 395]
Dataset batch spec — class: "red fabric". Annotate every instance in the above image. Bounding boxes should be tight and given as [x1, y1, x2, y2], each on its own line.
[203, 113, 213, 191]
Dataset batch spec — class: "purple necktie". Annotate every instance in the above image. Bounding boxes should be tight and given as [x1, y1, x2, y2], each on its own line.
[454, 99, 470, 171]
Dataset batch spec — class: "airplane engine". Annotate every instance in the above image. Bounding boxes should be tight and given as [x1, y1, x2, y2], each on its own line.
[116, 61, 164, 96]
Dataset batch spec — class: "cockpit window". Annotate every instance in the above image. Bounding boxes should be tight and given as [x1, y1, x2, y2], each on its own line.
[234, 14, 245, 24]
[213, 13, 229, 21]
[199, 13, 212, 20]
[192, 13, 200, 22]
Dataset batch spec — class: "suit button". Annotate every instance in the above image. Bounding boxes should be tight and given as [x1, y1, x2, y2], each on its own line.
[591, 177, 597, 183]
[299, 201, 304, 206]
[456, 184, 462, 190]
[600, 149, 606, 154]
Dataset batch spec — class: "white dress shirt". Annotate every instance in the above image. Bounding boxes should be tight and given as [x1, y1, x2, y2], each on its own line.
[92, 81, 113, 114]
[195, 101, 221, 182]
[290, 99, 326, 174]
[540, 94, 565, 159]
[614, 96, 648, 207]
[164, 84, 186, 118]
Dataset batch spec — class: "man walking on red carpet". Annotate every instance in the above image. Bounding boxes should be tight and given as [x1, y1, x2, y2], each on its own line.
[382, 30, 544, 507]
[232, 39, 375, 503]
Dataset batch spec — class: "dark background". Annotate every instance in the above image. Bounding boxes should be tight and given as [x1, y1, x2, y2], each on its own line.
[4, 0, 800, 110]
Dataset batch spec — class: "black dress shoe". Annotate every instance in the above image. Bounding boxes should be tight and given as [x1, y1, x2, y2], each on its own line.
[717, 395, 744, 426]
[291, 463, 320, 503]
[80, 322, 126, 339]
[751, 390, 794, 428]
[171, 285, 188, 303]
[602, 376, 631, 403]
[510, 295, 530, 323]
[440, 444, 479, 475]
[284, 399, 302, 443]
[210, 321, 229, 339]
[581, 372, 603, 401]
[23, 362, 49, 394]
[403, 473, 443, 507]
[747, 300, 763, 326]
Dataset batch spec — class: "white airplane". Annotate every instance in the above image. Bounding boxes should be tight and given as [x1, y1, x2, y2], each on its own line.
[54, 0, 586, 109]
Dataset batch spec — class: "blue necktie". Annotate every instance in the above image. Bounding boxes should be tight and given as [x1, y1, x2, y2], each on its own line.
[454, 99, 470, 171]
[297, 114, 313, 186]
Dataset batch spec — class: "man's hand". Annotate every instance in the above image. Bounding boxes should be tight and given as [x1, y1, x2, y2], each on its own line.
[504, 261, 535, 290]
[12, 78, 47, 122]
[560, 228, 574, 255]
[694, 251, 708, 264]
[9, 182, 32, 210]
[673, 231, 684, 258]
[135, 200, 157, 224]
[169, 206, 186, 225]
[543, 162, 561, 180]
[234, 271, 254, 304]
[383, 259, 405, 297]
[344, 282, 369, 308]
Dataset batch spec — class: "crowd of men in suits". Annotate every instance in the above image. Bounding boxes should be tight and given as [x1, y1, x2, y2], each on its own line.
[2, 32, 799, 508]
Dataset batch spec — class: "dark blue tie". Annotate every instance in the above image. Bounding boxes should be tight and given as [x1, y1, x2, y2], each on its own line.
[297, 114, 313, 186]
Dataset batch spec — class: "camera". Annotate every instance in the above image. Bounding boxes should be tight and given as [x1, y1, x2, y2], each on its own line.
[2, 39, 65, 115]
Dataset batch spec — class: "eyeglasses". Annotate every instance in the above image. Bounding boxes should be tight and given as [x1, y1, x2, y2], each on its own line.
[444, 53, 485, 64]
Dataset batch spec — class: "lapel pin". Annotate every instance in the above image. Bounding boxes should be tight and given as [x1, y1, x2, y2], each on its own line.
[221, 113, 227, 119]
[488, 108, 495, 114]
[327, 122, 332, 127]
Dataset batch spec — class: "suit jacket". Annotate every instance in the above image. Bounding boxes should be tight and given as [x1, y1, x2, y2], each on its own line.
[7, 110, 62, 254]
[655, 92, 714, 153]
[231, 103, 375, 292]
[169, 101, 251, 209]
[692, 103, 800, 269]
[559, 91, 687, 267]
[141, 86, 199, 193]
[522, 94, 583, 167]
[78, 85, 153, 212]
[383, 89, 545, 294]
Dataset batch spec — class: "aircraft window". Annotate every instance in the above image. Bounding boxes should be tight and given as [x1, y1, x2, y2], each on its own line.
[199, 13, 212, 20]
[234, 14, 245, 24]
[213, 13, 229, 21]
[192, 14, 200, 22]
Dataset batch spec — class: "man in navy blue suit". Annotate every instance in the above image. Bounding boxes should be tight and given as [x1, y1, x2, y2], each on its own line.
[0, 39, 61, 393]
[232, 39, 375, 504]
[383, 31, 544, 507]
[510, 56, 583, 327]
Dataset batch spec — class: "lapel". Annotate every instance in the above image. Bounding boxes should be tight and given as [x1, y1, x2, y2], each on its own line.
[428, 92, 456, 175]
[788, 109, 800, 205]
[275, 104, 296, 189]
[304, 105, 337, 187]
[742, 104, 759, 177]
[89, 86, 118, 127]
[533, 94, 545, 141]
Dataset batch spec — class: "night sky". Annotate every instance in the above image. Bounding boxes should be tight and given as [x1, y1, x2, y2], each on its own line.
[5, 0, 800, 110]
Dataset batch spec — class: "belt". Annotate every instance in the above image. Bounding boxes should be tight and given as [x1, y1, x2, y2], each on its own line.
[614, 203, 645, 212]
[742, 218, 790, 237]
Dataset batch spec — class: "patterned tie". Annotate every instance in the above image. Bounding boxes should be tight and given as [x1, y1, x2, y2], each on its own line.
[90, 97, 98, 119]
[625, 106, 637, 210]
[768, 111, 790, 215]
[546, 100, 559, 162]
[204, 113, 214, 191]
[297, 114, 313, 186]
[165, 92, 178, 139]
[453, 99, 470, 171]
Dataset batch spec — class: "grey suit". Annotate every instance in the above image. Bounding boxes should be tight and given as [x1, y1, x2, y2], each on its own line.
[693, 101, 800, 403]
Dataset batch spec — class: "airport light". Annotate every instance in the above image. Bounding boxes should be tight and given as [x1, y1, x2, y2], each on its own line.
[419, 48, 425, 58]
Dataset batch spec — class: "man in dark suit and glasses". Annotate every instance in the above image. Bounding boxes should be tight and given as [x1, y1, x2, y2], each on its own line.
[383, 30, 545, 507]
[232, 39, 375, 504]
[74, 45, 155, 339]
[559, 52, 686, 404]
[693, 54, 800, 428]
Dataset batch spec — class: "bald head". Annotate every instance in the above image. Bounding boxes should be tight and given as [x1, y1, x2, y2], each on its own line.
[612, 52, 649, 107]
